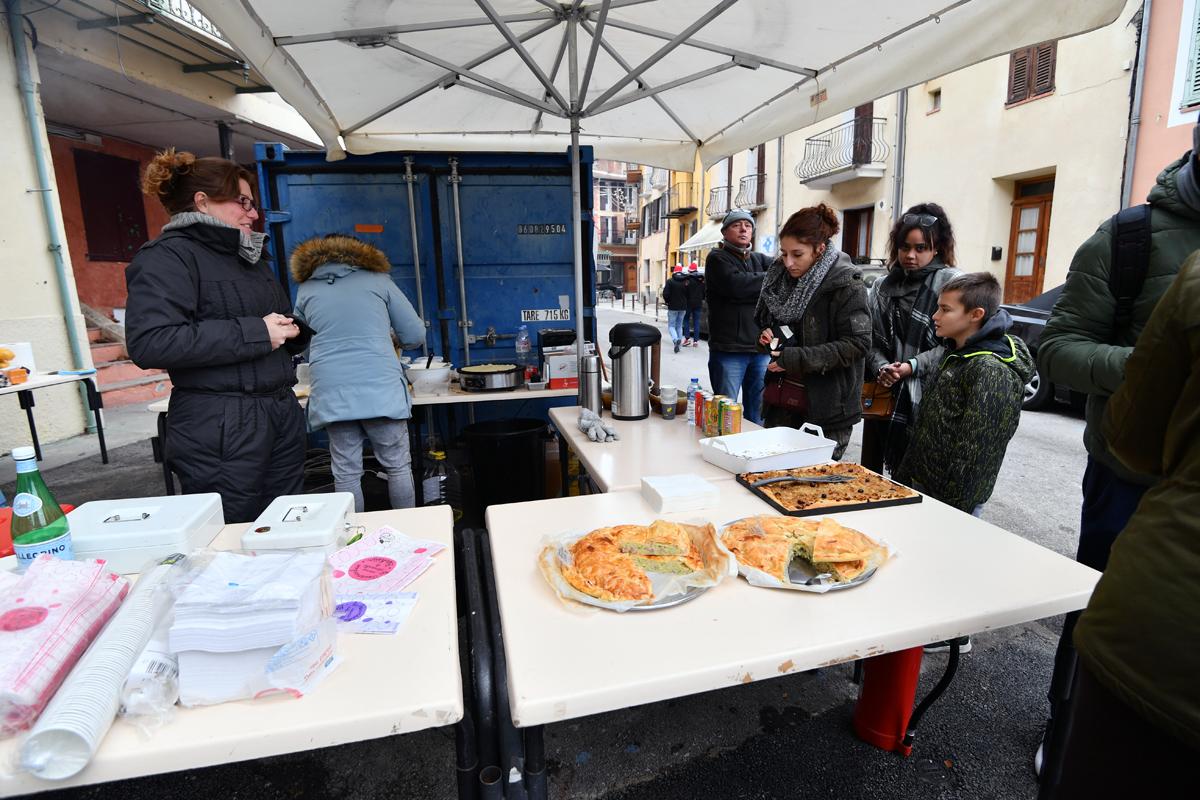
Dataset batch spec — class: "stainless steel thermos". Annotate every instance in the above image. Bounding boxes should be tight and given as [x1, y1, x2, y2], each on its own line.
[608, 322, 660, 420]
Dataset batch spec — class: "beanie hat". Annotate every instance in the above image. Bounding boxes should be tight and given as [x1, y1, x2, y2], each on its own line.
[688, 261, 698, 272]
[672, 264, 683, 273]
[721, 208, 754, 231]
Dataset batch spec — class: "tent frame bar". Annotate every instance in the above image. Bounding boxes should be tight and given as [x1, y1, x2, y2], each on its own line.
[582, 0, 739, 115]
[346, 18, 560, 134]
[586, 61, 740, 116]
[275, 11, 556, 46]
[577, 0, 611, 109]
[474, 0, 571, 112]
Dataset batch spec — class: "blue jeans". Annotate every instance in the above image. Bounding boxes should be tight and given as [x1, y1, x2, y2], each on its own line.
[667, 310, 686, 344]
[708, 351, 768, 424]
[684, 308, 701, 341]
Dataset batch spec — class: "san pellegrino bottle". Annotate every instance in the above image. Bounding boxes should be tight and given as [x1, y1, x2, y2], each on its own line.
[10, 446, 73, 571]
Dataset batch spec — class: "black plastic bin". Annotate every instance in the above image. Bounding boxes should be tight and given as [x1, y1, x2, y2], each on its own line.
[463, 418, 546, 514]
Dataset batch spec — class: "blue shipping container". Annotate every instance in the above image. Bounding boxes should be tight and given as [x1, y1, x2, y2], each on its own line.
[255, 145, 597, 424]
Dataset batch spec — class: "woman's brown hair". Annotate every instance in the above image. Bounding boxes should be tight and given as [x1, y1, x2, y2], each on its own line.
[142, 148, 255, 215]
[779, 203, 840, 245]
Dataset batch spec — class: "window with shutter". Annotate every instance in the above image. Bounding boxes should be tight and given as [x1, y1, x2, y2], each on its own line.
[1006, 41, 1056, 106]
[1183, 3, 1200, 109]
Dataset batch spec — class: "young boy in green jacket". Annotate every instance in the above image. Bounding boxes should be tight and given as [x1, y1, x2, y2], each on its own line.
[893, 272, 1033, 514]
[893, 272, 1033, 654]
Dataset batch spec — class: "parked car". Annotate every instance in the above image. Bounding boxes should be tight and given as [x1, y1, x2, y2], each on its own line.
[596, 281, 624, 300]
[1001, 284, 1085, 411]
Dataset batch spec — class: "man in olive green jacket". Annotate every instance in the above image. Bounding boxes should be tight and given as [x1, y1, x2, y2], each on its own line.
[1048, 254, 1200, 794]
[1036, 135, 1200, 779]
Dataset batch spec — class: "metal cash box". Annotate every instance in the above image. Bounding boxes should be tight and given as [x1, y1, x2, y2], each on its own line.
[67, 493, 225, 574]
[240, 493, 355, 555]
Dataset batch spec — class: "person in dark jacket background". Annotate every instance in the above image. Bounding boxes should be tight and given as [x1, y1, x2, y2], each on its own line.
[661, 265, 689, 353]
[684, 261, 704, 346]
[706, 209, 773, 423]
[754, 204, 869, 459]
[125, 149, 309, 523]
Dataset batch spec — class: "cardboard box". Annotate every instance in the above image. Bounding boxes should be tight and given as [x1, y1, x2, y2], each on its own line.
[542, 342, 594, 389]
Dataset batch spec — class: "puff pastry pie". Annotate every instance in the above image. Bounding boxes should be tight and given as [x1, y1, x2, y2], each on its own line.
[560, 521, 705, 602]
[721, 515, 885, 585]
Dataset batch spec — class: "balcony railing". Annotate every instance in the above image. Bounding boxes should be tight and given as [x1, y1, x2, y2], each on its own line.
[145, 1, 227, 42]
[795, 117, 890, 184]
[733, 173, 767, 210]
[707, 186, 731, 219]
[664, 181, 698, 218]
[599, 230, 638, 246]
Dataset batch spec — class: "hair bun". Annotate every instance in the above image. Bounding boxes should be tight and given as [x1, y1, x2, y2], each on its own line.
[815, 203, 840, 237]
[142, 148, 196, 198]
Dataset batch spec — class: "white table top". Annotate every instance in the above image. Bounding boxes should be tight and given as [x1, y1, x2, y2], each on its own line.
[548, 405, 762, 492]
[0, 506, 462, 796]
[0, 372, 90, 397]
[148, 385, 576, 414]
[485, 481, 1100, 728]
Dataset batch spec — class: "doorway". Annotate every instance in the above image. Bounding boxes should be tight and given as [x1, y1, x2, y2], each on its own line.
[842, 206, 874, 263]
[1004, 176, 1054, 304]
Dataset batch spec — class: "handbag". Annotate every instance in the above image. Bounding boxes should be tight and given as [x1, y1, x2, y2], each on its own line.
[762, 372, 809, 413]
[861, 380, 896, 419]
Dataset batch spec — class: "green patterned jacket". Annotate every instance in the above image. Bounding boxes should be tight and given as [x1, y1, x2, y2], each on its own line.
[893, 310, 1034, 512]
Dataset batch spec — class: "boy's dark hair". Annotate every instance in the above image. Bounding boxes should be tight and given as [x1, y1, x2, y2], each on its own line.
[941, 272, 1002, 319]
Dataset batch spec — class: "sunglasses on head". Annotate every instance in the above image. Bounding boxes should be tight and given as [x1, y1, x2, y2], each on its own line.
[902, 213, 938, 227]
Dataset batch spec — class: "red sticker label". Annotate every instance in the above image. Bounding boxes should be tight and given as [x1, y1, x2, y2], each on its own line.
[0, 606, 49, 632]
[348, 556, 397, 581]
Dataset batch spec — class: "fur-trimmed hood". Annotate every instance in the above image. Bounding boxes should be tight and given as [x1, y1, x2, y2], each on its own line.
[290, 235, 391, 283]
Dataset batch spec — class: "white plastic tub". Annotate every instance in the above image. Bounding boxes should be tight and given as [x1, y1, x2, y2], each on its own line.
[698, 424, 836, 474]
[406, 359, 453, 395]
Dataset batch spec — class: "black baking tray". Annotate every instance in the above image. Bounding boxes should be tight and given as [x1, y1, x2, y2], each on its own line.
[735, 467, 923, 517]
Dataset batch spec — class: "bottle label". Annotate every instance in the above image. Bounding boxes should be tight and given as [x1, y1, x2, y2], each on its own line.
[422, 476, 445, 503]
[11, 492, 43, 517]
[15, 458, 38, 475]
[14, 532, 74, 571]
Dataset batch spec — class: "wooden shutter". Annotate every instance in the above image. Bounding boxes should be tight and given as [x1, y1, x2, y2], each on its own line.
[73, 150, 148, 261]
[1031, 41, 1056, 97]
[1184, 4, 1200, 108]
[1007, 48, 1031, 104]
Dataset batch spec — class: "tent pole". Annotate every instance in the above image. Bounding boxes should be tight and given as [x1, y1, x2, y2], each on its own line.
[568, 14, 586, 404]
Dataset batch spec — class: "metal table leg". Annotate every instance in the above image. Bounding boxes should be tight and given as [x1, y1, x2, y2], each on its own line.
[411, 413, 425, 506]
[557, 433, 569, 498]
[16, 389, 42, 461]
[479, 530, 528, 800]
[462, 529, 499, 796]
[524, 726, 547, 800]
[83, 378, 108, 463]
[901, 641, 963, 751]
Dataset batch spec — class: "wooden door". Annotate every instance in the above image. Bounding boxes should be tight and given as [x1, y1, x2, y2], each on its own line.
[842, 207, 873, 262]
[1004, 178, 1054, 303]
[852, 102, 873, 165]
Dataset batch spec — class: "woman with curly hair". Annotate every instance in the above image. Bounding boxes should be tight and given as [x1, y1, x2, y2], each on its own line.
[125, 149, 309, 522]
[754, 204, 870, 460]
[863, 202, 962, 474]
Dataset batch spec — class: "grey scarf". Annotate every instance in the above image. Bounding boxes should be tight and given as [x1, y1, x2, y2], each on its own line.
[162, 211, 268, 263]
[755, 241, 839, 325]
[718, 240, 753, 259]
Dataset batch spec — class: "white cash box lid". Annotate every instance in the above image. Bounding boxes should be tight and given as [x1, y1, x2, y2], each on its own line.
[67, 493, 224, 554]
[241, 493, 354, 551]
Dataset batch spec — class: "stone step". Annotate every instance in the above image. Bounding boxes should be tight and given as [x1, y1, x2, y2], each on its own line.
[90, 341, 126, 363]
[86, 326, 104, 343]
[99, 374, 172, 408]
[95, 359, 162, 386]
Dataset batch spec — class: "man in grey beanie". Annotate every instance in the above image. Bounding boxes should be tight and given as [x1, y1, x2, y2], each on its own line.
[703, 208, 773, 423]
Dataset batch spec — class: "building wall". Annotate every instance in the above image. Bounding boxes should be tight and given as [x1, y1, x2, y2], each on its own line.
[1130, 0, 1197, 205]
[779, 95, 901, 262]
[901, 10, 1137, 291]
[1, 16, 90, 453]
[48, 133, 171, 315]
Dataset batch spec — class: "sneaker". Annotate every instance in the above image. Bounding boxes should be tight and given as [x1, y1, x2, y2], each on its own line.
[673, 341, 681, 353]
[923, 635, 971, 654]
[683, 338, 693, 346]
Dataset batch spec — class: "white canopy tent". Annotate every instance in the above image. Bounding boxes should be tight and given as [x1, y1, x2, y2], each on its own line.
[679, 220, 724, 255]
[192, 0, 1125, 378]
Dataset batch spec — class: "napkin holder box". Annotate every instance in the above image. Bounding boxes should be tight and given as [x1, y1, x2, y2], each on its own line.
[640, 474, 721, 513]
[240, 492, 354, 555]
[67, 493, 224, 574]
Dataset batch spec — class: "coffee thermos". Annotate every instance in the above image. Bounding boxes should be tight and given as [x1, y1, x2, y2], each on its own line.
[580, 354, 602, 416]
[608, 322, 661, 420]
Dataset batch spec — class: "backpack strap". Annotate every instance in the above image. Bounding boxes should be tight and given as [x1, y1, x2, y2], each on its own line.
[1109, 203, 1152, 332]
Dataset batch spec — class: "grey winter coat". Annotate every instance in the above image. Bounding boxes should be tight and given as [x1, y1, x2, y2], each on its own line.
[291, 236, 426, 430]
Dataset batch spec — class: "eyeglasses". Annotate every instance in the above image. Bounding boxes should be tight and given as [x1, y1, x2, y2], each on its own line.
[898, 242, 931, 253]
[902, 213, 938, 227]
[233, 195, 258, 213]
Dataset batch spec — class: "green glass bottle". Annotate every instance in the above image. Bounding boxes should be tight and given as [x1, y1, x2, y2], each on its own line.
[10, 446, 73, 571]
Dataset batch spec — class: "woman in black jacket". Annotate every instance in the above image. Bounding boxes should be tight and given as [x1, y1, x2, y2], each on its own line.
[125, 149, 310, 522]
[754, 205, 870, 459]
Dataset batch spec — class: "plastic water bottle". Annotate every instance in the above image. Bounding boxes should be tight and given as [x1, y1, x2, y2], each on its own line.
[10, 446, 73, 571]
[422, 451, 463, 522]
[686, 378, 701, 424]
[514, 325, 535, 380]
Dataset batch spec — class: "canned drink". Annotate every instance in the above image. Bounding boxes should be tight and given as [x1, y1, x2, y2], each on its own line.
[723, 402, 743, 435]
[698, 392, 713, 431]
[707, 394, 726, 437]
